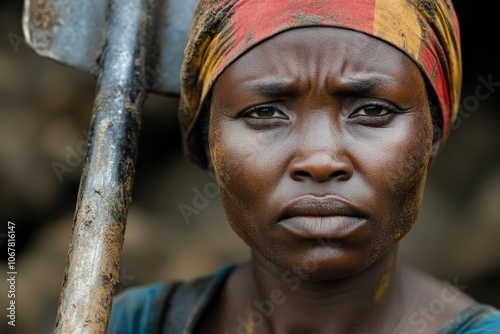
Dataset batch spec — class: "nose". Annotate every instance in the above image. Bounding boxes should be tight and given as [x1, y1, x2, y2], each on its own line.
[288, 123, 353, 183]
[289, 151, 352, 183]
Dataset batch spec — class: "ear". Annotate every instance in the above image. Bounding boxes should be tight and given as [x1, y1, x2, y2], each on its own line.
[428, 136, 441, 168]
[205, 144, 214, 172]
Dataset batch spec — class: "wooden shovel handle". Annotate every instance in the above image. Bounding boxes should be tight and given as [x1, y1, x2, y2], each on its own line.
[54, 0, 157, 332]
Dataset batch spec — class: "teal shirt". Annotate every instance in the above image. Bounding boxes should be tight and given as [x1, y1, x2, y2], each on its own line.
[108, 265, 500, 334]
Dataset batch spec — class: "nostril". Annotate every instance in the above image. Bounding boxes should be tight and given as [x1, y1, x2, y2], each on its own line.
[293, 169, 347, 182]
[331, 170, 346, 179]
[294, 171, 311, 179]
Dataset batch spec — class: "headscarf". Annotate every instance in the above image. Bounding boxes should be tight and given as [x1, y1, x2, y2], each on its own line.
[179, 0, 462, 167]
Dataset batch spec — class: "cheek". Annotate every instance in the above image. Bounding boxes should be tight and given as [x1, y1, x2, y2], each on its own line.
[208, 121, 275, 244]
[366, 120, 433, 240]
[210, 118, 285, 194]
[210, 124, 261, 194]
[391, 125, 432, 198]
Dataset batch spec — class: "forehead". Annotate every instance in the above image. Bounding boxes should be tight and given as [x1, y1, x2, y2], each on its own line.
[214, 27, 425, 95]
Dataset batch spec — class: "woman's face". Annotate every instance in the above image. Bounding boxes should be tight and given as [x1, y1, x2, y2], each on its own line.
[208, 27, 436, 280]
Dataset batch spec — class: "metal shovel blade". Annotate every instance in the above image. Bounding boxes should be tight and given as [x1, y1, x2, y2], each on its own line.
[22, 0, 197, 95]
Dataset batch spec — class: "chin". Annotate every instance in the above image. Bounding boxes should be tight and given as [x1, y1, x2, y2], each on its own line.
[255, 240, 395, 282]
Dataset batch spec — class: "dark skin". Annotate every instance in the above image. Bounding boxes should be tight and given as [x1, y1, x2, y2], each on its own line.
[196, 28, 475, 334]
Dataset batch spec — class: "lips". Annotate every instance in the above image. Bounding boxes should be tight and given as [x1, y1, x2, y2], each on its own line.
[280, 196, 365, 219]
[278, 196, 368, 239]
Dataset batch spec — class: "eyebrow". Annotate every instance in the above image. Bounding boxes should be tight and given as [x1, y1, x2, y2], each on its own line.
[236, 75, 398, 97]
[340, 76, 399, 94]
[347, 79, 379, 92]
[237, 82, 301, 98]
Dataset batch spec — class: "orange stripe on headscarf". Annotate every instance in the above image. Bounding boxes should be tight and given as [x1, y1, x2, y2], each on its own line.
[179, 0, 461, 167]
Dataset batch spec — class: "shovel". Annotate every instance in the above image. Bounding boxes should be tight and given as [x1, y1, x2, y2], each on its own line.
[22, 0, 197, 332]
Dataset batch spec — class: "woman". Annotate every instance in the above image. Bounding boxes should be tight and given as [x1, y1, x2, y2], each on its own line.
[109, 0, 500, 333]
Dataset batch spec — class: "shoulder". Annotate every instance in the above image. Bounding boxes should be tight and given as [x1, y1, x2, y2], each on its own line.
[399, 264, 478, 332]
[108, 281, 176, 334]
[108, 264, 237, 334]
[437, 303, 500, 334]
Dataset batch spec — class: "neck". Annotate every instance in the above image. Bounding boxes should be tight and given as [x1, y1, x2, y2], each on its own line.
[247, 247, 404, 333]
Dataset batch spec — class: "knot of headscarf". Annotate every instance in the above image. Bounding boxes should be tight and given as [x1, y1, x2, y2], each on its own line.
[179, 0, 462, 167]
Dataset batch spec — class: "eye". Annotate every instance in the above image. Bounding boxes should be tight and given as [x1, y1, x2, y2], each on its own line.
[353, 105, 392, 117]
[244, 106, 287, 119]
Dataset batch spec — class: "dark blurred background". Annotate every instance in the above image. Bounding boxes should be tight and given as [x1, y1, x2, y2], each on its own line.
[0, 1, 499, 333]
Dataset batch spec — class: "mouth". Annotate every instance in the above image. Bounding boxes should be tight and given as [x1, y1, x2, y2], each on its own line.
[278, 196, 367, 239]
